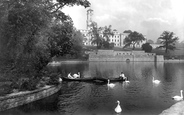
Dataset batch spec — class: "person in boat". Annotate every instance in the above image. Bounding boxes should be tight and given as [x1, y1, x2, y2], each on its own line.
[119, 72, 127, 80]
[68, 73, 74, 79]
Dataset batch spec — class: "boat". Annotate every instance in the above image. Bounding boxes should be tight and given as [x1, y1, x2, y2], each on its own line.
[62, 77, 125, 83]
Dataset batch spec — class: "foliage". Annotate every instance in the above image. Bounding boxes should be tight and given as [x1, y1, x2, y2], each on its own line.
[142, 43, 153, 52]
[89, 22, 114, 49]
[102, 25, 114, 42]
[158, 31, 179, 53]
[70, 29, 84, 58]
[88, 22, 102, 49]
[46, 18, 74, 57]
[123, 31, 145, 50]
[0, 0, 90, 91]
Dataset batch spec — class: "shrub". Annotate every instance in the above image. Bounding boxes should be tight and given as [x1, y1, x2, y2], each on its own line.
[142, 43, 153, 52]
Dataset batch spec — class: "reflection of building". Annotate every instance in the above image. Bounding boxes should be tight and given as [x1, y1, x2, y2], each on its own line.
[79, 9, 146, 48]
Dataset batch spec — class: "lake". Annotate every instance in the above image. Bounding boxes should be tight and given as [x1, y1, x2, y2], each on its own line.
[1, 61, 184, 115]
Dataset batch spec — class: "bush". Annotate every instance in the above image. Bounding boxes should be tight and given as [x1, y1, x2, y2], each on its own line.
[142, 43, 152, 52]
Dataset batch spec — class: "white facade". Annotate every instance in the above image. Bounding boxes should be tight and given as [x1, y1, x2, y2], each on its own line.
[80, 29, 146, 48]
[79, 29, 127, 47]
[79, 8, 146, 48]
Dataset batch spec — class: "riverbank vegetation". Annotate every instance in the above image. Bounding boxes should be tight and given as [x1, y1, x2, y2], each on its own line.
[0, 0, 91, 96]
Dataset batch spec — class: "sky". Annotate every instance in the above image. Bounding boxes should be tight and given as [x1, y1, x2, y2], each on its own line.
[62, 0, 184, 42]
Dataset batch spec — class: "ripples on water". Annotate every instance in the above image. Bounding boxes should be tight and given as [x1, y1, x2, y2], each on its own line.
[1, 62, 184, 115]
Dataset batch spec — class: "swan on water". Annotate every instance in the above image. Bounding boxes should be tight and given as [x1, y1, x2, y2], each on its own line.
[125, 77, 130, 83]
[59, 77, 62, 83]
[68, 73, 74, 79]
[172, 90, 183, 101]
[73, 72, 80, 78]
[115, 100, 122, 114]
[152, 77, 160, 84]
[107, 79, 115, 88]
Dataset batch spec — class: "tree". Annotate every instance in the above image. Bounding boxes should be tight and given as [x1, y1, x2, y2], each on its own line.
[88, 22, 114, 49]
[0, 0, 90, 77]
[142, 43, 152, 52]
[102, 25, 114, 49]
[88, 22, 103, 49]
[46, 17, 74, 57]
[158, 31, 179, 53]
[123, 31, 146, 50]
[70, 29, 84, 58]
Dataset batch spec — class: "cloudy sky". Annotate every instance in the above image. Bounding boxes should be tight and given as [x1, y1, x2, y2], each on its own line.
[62, 0, 184, 42]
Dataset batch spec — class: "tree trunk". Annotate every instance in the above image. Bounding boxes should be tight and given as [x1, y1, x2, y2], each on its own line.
[165, 48, 168, 53]
[132, 43, 135, 50]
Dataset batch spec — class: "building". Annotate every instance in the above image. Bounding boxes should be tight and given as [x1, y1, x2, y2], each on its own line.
[79, 9, 146, 48]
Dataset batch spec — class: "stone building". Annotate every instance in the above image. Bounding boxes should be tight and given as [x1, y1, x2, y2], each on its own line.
[79, 9, 146, 48]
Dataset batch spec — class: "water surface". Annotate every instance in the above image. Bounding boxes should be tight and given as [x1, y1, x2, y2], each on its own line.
[1, 62, 184, 115]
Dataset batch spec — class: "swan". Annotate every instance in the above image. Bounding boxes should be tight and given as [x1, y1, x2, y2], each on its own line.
[68, 73, 74, 79]
[152, 77, 160, 84]
[73, 72, 80, 78]
[172, 90, 183, 101]
[107, 79, 115, 88]
[125, 77, 130, 83]
[115, 100, 122, 114]
[59, 77, 62, 83]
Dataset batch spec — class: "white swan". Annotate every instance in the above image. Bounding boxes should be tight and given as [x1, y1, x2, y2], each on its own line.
[125, 77, 130, 83]
[115, 100, 122, 114]
[73, 72, 80, 78]
[172, 90, 183, 101]
[59, 77, 62, 83]
[107, 79, 115, 88]
[68, 73, 74, 79]
[152, 77, 160, 84]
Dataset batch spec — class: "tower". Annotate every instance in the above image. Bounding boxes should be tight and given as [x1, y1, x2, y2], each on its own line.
[86, 9, 93, 30]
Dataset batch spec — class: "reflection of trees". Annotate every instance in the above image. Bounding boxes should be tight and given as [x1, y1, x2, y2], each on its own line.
[163, 63, 179, 82]
[58, 82, 86, 114]
[89, 62, 131, 78]
[87, 85, 111, 110]
[58, 81, 111, 114]
[132, 62, 154, 79]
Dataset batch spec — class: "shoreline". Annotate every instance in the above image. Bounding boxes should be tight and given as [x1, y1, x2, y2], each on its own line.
[160, 101, 184, 115]
[0, 85, 61, 112]
[48, 59, 184, 63]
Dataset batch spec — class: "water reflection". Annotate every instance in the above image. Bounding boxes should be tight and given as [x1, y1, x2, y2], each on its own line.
[1, 62, 184, 115]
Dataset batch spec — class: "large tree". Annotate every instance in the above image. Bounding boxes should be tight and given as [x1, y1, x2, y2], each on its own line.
[0, 0, 90, 76]
[70, 29, 84, 58]
[88, 22, 114, 49]
[88, 22, 102, 49]
[158, 31, 179, 53]
[123, 31, 145, 50]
